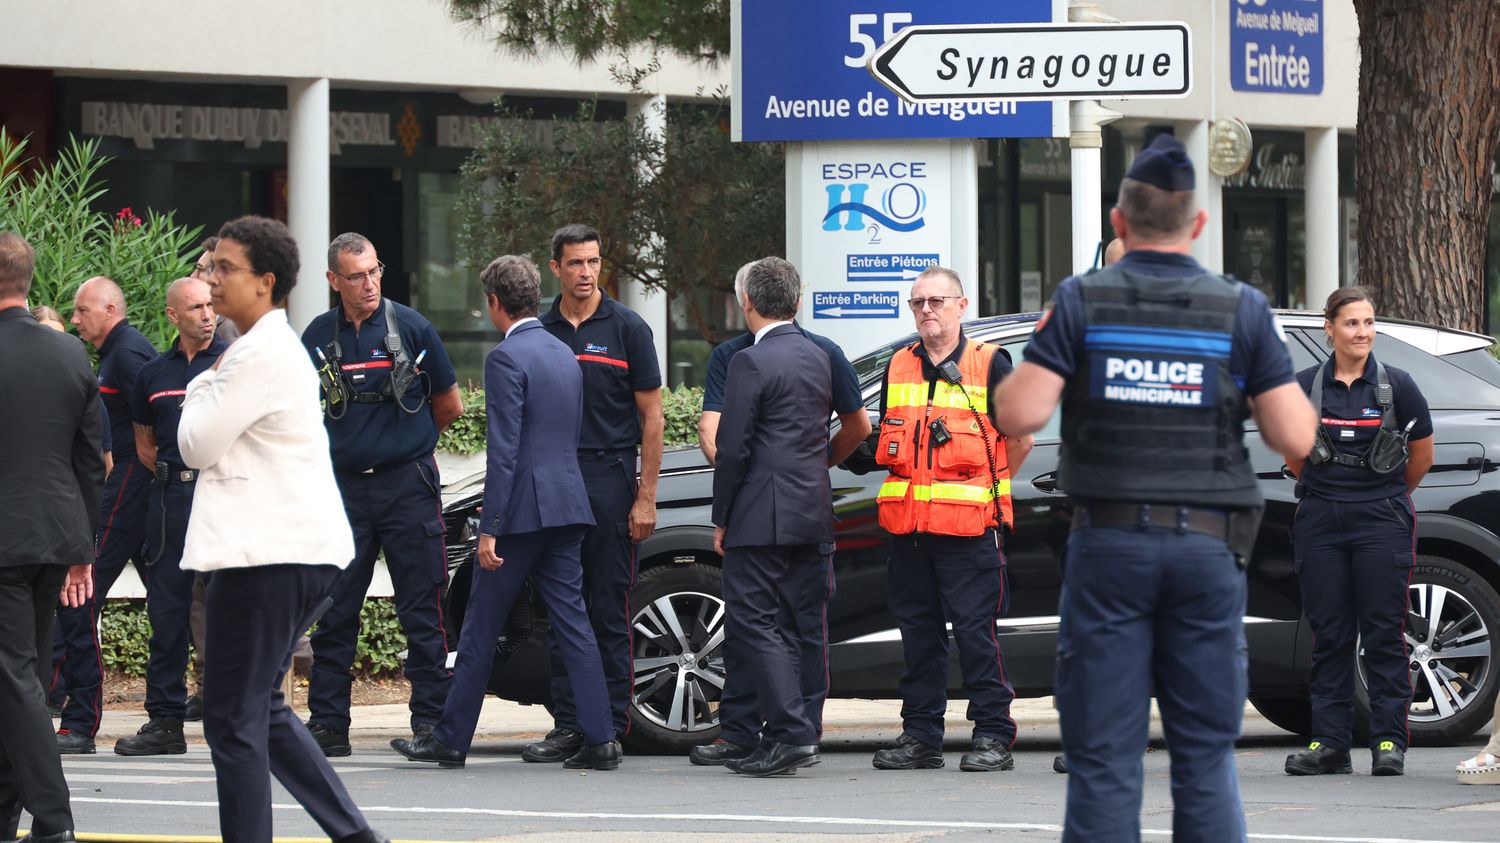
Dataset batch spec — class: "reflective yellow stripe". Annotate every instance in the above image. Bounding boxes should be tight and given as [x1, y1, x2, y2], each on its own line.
[879, 479, 1012, 503]
[886, 382, 990, 411]
[885, 383, 927, 408]
[932, 382, 988, 412]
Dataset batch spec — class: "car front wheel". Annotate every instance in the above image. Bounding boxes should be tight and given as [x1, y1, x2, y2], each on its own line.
[1358, 554, 1500, 745]
[623, 562, 726, 754]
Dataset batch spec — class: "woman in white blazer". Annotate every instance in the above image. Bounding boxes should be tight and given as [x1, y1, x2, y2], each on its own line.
[178, 216, 388, 843]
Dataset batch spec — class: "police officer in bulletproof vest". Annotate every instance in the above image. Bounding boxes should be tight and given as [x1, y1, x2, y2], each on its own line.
[1282, 286, 1433, 778]
[993, 135, 1317, 842]
[110, 277, 226, 757]
[300, 233, 465, 756]
[869, 266, 1032, 774]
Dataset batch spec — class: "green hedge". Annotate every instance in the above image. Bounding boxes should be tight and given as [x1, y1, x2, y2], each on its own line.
[98, 597, 408, 678]
[438, 383, 704, 454]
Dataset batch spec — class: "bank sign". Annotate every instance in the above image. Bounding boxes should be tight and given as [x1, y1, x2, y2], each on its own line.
[1229, 0, 1323, 95]
[731, 0, 1063, 142]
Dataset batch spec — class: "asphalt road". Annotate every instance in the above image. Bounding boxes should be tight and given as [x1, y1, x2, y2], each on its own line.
[53, 700, 1500, 842]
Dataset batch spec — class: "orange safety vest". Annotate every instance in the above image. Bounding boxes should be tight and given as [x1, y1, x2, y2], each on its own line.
[875, 339, 1013, 537]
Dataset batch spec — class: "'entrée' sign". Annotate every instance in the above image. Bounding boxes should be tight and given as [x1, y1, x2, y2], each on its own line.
[869, 22, 1192, 102]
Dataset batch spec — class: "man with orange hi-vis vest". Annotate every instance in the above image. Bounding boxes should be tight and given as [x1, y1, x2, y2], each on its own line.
[870, 266, 1032, 774]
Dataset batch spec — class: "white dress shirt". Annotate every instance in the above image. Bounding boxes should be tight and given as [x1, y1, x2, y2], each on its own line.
[177, 308, 354, 572]
[754, 320, 793, 344]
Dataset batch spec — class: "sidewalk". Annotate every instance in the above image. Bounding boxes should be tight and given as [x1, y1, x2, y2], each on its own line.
[93, 695, 1264, 747]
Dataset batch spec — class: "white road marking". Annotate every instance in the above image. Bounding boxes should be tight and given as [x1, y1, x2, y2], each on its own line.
[67, 774, 216, 785]
[68, 797, 1500, 843]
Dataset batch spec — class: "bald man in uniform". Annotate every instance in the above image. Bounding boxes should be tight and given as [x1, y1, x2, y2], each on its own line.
[53, 277, 158, 753]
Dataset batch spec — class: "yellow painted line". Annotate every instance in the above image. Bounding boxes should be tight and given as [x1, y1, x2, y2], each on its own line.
[54, 835, 456, 843]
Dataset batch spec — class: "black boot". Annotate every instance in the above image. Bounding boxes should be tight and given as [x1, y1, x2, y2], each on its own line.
[563, 741, 622, 771]
[1285, 742, 1352, 775]
[521, 727, 584, 763]
[306, 722, 351, 758]
[1372, 741, 1405, 776]
[959, 736, 1014, 772]
[689, 739, 755, 766]
[872, 734, 944, 770]
[390, 732, 466, 768]
[183, 693, 204, 722]
[55, 729, 94, 755]
[114, 716, 187, 756]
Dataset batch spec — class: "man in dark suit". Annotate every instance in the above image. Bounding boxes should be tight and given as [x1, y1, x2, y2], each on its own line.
[711, 256, 834, 778]
[390, 255, 618, 770]
[0, 232, 104, 843]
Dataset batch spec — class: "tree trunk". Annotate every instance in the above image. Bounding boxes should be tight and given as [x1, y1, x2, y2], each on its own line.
[1354, 0, 1500, 333]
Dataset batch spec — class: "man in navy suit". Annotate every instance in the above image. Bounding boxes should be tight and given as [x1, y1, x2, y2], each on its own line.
[390, 255, 618, 770]
[712, 256, 834, 777]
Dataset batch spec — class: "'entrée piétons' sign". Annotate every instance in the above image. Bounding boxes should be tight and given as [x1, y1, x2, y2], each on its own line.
[869, 22, 1192, 103]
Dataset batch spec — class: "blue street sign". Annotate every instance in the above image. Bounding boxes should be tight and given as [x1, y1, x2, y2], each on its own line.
[813, 290, 903, 319]
[846, 253, 940, 282]
[1229, 0, 1323, 95]
[733, 0, 1056, 142]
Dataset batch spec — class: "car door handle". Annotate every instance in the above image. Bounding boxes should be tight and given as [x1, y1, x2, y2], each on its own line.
[1032, 472, 1060, 494]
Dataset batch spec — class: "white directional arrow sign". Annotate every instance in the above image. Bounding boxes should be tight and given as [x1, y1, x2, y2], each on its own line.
[869, 22, 1192, 103]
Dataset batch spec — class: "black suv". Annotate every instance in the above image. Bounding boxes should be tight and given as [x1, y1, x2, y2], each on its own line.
[439, 312, 1500, 754]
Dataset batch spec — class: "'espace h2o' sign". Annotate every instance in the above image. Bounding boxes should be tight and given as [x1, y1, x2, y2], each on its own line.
[730, 0, 1060, 142]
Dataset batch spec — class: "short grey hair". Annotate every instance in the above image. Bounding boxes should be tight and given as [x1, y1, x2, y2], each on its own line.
[732, 260, 757, 302]
[744, 257, 800, 321]
[1116, 178, 1196, 241]
[328, 232, 374, 272]
[481, 255, 541, 318]
[916, 266, 963, 296]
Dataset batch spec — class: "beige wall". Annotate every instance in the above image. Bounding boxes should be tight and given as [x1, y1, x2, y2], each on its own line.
[1102, 0, 1358, 131]
[0, 0, 730, 98]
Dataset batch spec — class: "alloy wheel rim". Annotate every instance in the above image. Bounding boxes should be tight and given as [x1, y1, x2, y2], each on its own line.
[630, 590, 726, 735]
[1360, 581, 1492, 724]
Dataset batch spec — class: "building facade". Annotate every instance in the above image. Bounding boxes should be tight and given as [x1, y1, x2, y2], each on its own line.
[2, 0, 1497, 387]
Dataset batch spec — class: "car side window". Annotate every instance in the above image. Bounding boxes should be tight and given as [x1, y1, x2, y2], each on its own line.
[1000, 339, 1063, 442]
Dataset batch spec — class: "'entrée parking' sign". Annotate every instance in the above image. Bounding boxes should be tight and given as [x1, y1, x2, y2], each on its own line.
[869, 22, 1192, 102]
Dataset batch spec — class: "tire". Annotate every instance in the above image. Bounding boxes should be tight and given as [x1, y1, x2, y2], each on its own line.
[1249, 694, 1312, 738]
[622, 562, 726, 755]
[1354, 554, 1500, 746]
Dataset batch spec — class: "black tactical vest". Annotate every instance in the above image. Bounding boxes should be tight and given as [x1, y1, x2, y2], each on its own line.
[1058, 265, 1262, 507]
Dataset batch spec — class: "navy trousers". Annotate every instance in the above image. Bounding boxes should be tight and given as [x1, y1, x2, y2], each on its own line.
[549, 450, 637, 737]
[1057, 524, 1248, 843]
[887, 531, 1016, 748]
[0, 565, 72, 837]
[203, 564, 369, 843]
[721, 544, 822, 747]
[141, 479, 198, 719]
[435, 526, 612, 753]
[309, 457, 451, 734]
[1293, 493, 1415, 751]
[718, 549, 834, 747]
[52, 459, 151, 736]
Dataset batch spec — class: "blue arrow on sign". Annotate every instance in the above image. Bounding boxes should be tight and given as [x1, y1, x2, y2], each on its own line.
[813, 290, 901, 319]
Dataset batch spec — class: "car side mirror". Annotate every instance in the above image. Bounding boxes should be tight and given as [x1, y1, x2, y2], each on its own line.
[841, 426, 881, 475]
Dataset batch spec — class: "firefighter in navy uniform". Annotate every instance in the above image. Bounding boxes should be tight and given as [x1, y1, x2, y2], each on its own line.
[525, 224, 663, 762]
[300, 233, 464, 756]
[869, 266, 1032, 774]
[1283, 286, 1433, 778]
[113, 277, 226, 756]
[54, 276, 159, 754]
[993, 135, 1317, 842]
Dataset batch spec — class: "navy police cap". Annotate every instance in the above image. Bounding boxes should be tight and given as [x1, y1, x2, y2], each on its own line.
[1126, 134, 1195, 192]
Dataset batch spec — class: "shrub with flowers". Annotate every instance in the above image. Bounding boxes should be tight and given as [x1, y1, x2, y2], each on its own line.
[0, 129, 202, 351]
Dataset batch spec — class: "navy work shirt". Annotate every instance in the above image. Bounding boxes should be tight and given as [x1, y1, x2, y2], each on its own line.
[541, 292, 662, 452]
[1296, 355, 1432, 502]
[130, 335, 229, 470]
[703, 324, 862, 415]
[878, 333, 1015, 424]
[97, 320, 158, 461]
[1025, 251, 1294, 398]
[300, 300, 458, 472]
[101, 403, 112, 454]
